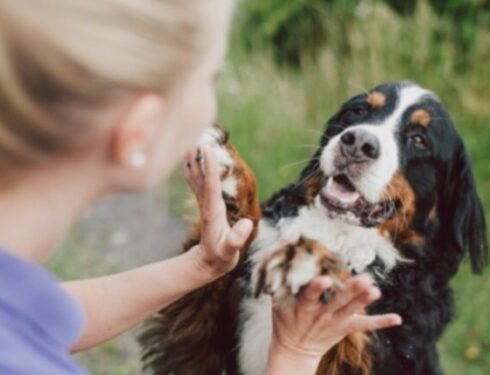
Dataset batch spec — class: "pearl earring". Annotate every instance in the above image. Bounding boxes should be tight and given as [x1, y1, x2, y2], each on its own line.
[130, 152, 147, 168]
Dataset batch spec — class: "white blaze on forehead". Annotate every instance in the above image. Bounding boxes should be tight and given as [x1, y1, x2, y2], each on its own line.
[381, 83, 432, 131]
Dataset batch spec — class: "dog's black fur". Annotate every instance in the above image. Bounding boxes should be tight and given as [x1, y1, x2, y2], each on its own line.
[257, 81, 488, 374]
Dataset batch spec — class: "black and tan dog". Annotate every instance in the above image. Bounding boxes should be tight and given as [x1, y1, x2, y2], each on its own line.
[140, 81, 488, 375]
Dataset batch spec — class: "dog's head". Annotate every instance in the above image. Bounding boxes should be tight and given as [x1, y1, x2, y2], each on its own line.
[301, 81, 488, 273]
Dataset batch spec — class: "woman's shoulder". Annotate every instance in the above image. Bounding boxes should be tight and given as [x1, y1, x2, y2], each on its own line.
[0, 247, 86, 374]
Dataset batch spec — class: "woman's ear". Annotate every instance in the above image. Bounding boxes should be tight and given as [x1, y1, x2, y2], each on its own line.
[105, 93, 168, 190]
[110, 94, 167, 170]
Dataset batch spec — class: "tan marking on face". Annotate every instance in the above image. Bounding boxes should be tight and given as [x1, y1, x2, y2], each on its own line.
[367, 91, 386, 108]
[410, 109, 431, 127]
[305, 173, 324, 204]
[379, 172, 424, 246]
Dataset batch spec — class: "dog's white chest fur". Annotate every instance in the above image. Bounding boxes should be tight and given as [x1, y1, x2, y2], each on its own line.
[238, 200, 400, 375]
[253, 198, 400, 273]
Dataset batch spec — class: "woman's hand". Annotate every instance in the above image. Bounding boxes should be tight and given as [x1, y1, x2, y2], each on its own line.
[265, 275, 402, 374]
[184, 145, 253, 281]
[68, 145, 253, 353]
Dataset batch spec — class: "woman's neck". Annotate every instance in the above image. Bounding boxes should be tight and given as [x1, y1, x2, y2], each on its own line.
[0, 159, 105, 263]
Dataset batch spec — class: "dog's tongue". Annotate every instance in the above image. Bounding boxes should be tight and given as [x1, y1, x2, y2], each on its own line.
[325, 177, 360, 206]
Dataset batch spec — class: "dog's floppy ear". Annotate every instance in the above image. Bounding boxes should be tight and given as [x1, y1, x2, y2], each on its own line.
[439, 147, 488, 274]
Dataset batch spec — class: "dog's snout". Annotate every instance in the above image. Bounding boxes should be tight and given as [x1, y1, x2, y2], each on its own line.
[340, 129, 380, 162]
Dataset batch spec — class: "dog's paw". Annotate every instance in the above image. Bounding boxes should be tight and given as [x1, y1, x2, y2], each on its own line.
[198, 125, 238, 197]
[196, 124, 260, 229]
[253, 237, 348, 303]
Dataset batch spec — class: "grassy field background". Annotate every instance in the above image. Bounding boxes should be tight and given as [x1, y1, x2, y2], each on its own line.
[50, 1, 489, 374]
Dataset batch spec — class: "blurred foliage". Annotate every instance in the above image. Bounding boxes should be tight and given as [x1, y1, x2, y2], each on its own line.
[239, 0, 490, 68]
[239, 0, 357, 67]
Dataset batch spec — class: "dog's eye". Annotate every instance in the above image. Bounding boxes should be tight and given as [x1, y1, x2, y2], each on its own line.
[410, 134, 427, 150]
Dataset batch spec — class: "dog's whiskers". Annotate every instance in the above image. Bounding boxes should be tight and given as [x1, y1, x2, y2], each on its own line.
[294, 144, 321, 150]
[348, 82, 370, 96]
[294, 166, 322, 190]
[280, 157, 320, 170]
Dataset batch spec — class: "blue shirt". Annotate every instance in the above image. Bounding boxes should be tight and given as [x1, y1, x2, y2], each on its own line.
[0, 247, 87, 374]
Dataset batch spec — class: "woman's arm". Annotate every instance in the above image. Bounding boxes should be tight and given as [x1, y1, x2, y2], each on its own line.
[66, 146, 253, 352]
[66, 246, 215, 352]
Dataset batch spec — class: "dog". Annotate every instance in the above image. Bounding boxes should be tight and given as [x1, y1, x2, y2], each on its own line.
[139, 81, 488, 375]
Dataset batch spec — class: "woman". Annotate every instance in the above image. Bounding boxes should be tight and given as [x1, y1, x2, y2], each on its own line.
[0, 0, 401, 374]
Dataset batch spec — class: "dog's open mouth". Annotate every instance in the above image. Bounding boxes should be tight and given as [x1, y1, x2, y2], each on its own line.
[320, 174, 397, 227]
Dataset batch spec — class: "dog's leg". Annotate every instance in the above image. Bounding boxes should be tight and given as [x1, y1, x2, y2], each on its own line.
[139, 125, 260, 375]
[252, 237, 372, 375]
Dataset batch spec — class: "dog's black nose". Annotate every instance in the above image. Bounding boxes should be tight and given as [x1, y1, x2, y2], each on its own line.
[340, 129, 380, 162]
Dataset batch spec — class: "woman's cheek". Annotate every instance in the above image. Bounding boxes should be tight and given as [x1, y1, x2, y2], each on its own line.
[148, 81, 217, 186]
[182, 81, 217, 148]
[195, 82, 217, 134]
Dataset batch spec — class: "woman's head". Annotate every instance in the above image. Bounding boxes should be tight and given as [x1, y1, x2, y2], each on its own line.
[0, 0, 233, 190]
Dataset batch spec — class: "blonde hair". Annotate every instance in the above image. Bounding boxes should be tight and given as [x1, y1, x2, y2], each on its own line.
[0, 0, 233, 173]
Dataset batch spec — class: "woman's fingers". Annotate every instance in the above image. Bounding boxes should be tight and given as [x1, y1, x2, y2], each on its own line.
[214, 219, 253, 272]
[298, 277, 334, 311]
[202, 145, 219, 184]
[184, 150, 203, 192]
[197, 147, 228, 237]
[184, 160, 197, 193]
[333, 286, 381, 320]
[226, 219, 253, 249]
[200, 146, 225, 220]
[323, 275, 374, 313]
[185, 146, 226, 222]
[348, 313, 402, 333]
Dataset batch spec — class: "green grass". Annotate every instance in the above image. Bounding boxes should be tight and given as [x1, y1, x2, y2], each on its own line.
[51, 1, 490, 373]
